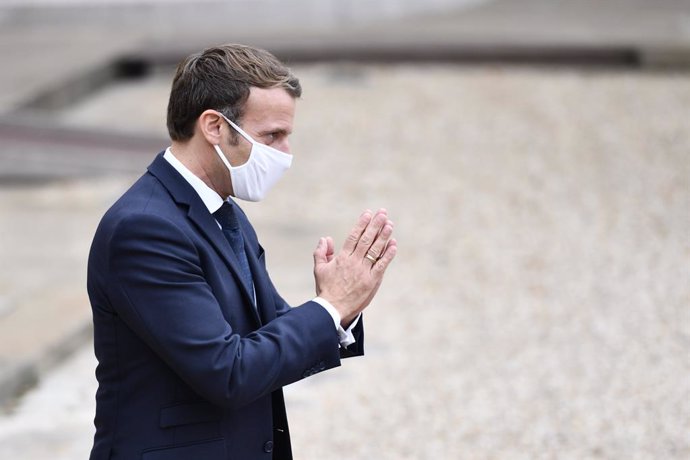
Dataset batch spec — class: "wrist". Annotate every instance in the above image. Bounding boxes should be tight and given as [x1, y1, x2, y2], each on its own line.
[340, 312, 358, 329]
[312, 297, 341, 329]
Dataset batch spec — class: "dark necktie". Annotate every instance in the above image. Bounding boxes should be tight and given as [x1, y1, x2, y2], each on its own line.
[213, 202, 254, 302]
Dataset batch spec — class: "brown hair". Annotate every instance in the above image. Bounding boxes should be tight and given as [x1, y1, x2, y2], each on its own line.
[166, 44, 301, 141]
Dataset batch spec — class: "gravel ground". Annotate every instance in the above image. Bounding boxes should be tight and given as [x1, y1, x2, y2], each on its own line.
[1, 64, 688, 459]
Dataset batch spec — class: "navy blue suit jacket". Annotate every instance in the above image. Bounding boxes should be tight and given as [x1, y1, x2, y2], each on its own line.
[87, 153, 364, 460]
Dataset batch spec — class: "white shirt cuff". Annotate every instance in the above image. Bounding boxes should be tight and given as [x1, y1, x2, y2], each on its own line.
[312, 297, 360, 348]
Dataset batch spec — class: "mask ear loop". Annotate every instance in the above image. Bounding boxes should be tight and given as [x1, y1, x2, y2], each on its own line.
[218, 112, 255, 145]
[214, 112, 255, 171]
[217, 111, 292, 162]
[213, 144, 235, 171]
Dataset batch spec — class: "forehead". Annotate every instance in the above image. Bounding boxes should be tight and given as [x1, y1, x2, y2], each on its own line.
[242, 87, 296, 127]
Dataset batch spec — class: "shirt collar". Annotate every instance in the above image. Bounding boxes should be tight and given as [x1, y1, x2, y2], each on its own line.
[163, 147, 225, 214]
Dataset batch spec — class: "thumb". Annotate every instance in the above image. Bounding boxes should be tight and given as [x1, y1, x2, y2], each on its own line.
[325, 236, 335, 262]
[313, 237, 327, 266]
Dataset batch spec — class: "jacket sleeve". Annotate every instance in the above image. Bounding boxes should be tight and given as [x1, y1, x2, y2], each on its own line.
[262, 250, 366, 359]
[105, 212, 342, 409]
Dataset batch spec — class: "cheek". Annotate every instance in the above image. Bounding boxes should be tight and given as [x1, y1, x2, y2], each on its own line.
[275, 139, 290, 154]
[229, 141, 253, 167]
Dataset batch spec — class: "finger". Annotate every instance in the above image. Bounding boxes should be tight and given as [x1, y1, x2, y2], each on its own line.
[353, 210, 388, 258]
[342, 210, 372, 254]
[371, 238, 397, 274]
[363, 219, 394, 264]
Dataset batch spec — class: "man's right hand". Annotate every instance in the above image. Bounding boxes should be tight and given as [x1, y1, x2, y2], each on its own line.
[313, 209, 398, 327]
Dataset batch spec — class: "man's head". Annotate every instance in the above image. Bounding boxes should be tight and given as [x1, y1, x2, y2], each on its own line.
[167, 44, 301, 142]
[167, 44, 301, 200]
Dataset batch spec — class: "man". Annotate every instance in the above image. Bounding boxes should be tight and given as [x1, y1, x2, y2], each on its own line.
[87, 43, 396, 460]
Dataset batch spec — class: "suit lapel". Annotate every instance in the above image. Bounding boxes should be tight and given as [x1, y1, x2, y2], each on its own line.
[147, 153, 262, 326]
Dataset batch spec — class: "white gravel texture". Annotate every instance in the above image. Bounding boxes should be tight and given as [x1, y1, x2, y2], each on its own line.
[1, 64, 688, 459]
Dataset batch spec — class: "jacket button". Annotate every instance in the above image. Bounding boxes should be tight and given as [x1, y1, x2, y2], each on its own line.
[263, 441, 274, 453]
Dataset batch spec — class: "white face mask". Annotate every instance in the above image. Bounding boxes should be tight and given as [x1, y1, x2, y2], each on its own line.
[213, 113, 292, 202]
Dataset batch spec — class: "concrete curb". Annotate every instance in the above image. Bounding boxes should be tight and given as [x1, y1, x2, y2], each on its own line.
[0, 320, 93, 409]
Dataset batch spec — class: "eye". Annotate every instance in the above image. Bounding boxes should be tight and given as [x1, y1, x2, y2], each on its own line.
[263, 132, 283, 145]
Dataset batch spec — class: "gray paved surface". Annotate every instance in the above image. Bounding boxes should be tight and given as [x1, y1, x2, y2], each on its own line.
[0, 0, 689, 117]
[0, 0, 689, 458]
[1, 64, 689, 459]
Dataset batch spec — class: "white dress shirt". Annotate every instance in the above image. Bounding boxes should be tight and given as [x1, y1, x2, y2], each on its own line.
[163, 148, 358, 347]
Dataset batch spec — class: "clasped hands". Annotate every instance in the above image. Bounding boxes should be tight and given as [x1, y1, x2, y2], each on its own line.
[313, 209, 397, 327]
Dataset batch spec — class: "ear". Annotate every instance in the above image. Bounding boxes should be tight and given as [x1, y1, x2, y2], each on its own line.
[197, 110, 224, 145]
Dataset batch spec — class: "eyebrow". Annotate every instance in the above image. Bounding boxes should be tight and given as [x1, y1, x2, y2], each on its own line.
[259, 127, 291, 136]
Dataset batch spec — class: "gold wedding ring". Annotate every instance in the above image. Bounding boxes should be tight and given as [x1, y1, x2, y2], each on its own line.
[365, 252, 378, 263]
